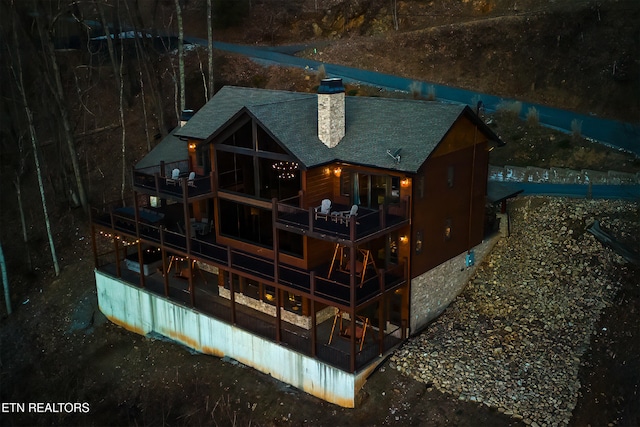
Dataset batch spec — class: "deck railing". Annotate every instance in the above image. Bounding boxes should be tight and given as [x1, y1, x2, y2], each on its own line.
[92, 201, 407, 308]
[274, 197, 411, 241]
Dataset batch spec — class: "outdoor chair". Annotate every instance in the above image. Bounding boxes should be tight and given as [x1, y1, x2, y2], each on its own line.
[314, 199, 332, 220]
[187, 171, 196, 187]
[337, 204, 359, 226]
[166, 168, 180, 186]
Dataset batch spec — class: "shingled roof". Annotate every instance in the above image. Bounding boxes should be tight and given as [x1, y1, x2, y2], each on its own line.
[167, 86, 496, 174]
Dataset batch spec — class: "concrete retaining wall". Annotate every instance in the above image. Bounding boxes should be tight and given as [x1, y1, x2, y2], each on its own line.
[489, 165, 640, 185]
[95, 270, 372, 408]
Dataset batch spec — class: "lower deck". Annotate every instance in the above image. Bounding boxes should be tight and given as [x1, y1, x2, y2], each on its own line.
[97, 262, 403, 373]
[95, 268, 401, 407]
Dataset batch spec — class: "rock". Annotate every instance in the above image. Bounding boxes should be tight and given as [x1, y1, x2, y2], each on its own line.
[390, 198, 632, 427]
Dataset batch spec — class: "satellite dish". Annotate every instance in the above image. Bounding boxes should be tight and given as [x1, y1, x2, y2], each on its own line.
[387, 148, 401, 163]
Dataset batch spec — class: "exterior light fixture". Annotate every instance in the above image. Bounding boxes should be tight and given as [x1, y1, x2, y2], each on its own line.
[188, 142, 196, 152]
[401, 178, 410, 187]
[400, 235, 408, 243]
[272, 161, 299, 179]
[334, 167, 342, 177]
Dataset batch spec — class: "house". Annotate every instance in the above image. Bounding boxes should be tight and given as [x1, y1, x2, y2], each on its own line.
[90, 79, 500, 407]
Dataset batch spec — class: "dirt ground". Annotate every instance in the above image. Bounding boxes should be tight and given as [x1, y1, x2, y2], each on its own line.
[1, 0, 639, 426]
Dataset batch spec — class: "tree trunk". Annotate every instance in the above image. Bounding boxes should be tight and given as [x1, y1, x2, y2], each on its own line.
[14, 174, 33, 273]
[207, 0, 214, 99]
[35, 8, 89, 212]
[175, 0, 185, 115]
[117, 3, 127, 201]
[128, 0, 166, 140]
[10, 15, 60, 277]
[0, 241, 10, 315]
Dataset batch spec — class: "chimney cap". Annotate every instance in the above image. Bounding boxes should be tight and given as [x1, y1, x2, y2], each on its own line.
[318, 78, 345, 94]
[181, 109, 194, 121]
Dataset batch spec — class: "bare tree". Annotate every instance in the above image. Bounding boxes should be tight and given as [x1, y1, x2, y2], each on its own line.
[207, 0, 214, 99]
[95, 0, 128, 200]
[175, 0, 186, 115]
[34, 2, 89, 212]
[8, 5, 60, 277]
[125, 0, 167, 142]
[0, 241, 10, 315]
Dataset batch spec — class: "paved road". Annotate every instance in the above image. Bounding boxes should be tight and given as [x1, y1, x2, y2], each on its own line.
[185, 38, 640, 157]
[491, 182, 640, 200]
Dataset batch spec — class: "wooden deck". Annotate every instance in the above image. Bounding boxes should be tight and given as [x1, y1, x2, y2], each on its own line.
[98, 264, 403, 372]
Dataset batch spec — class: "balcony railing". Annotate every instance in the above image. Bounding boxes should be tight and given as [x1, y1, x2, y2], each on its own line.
[95, 261, 404, 372]
[274, 197, 410, 243]
[133, 160, 214, 199]
[92, 202, 407, 309]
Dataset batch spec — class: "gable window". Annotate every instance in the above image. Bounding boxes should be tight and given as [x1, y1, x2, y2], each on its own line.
[216, 117, 300, 202]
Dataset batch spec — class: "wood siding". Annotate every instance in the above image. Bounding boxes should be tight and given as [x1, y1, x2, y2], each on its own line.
[410, 115, 489, 277]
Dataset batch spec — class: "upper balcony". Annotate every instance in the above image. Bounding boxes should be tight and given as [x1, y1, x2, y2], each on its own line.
[132, 160, 214, 201]
[274, 194, 411, 244]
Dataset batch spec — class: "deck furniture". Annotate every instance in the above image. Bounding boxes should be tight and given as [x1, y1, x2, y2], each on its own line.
[166, 168, 180, 186]
[314, 199, 332, 220]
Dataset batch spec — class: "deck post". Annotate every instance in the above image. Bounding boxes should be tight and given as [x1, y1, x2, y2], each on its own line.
[89, 214, 99, 269]
[309, 207, 315, 233]
[349, 245, 357, 372]
[160, 227, 169, 297]
[310, 293, 317, 357]
[378, 293, 385, 355]
[108, 211, 122, 278]
[132, 191, 145, 288]
[275, 288, 282, 343]
[136, 240, 146, 289]
[229, 271, 236, 324]
[272, 198, 279, 284]
[153, 173, 161, 199]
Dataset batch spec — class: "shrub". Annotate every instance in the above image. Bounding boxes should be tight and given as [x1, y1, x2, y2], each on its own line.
[571, 119, 583, 140]
[409, 81, 423, 99]
[426, 85, 436, 101]
[316, 64, 326, 81]
[496, 100, 522, 116]
[526, 106, 539, 126]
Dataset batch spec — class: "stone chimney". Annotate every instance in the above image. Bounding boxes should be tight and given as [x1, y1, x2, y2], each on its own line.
[317, 78, 345, 148]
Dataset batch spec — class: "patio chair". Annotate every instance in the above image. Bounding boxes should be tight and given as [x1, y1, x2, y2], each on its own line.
[187, 171, 196, 187]
[338, 204, 358, 225]
[166, 168, 180, 186]
[314, 199, 332, 220]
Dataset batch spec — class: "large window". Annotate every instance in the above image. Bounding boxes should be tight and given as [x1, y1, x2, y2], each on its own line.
[258, 157, 300, 201]
[217, 150, 255, 194]
[341, 172, 402, 208]
[219, 199, 273, 247]
[216, 118, 300, 201]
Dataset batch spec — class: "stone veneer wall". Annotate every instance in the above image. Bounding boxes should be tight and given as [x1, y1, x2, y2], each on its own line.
[409, 236, 500, 334]
[219, 287, 336, 329]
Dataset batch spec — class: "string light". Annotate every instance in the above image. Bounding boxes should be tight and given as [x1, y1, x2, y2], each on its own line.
[98, 230, 139, 246]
